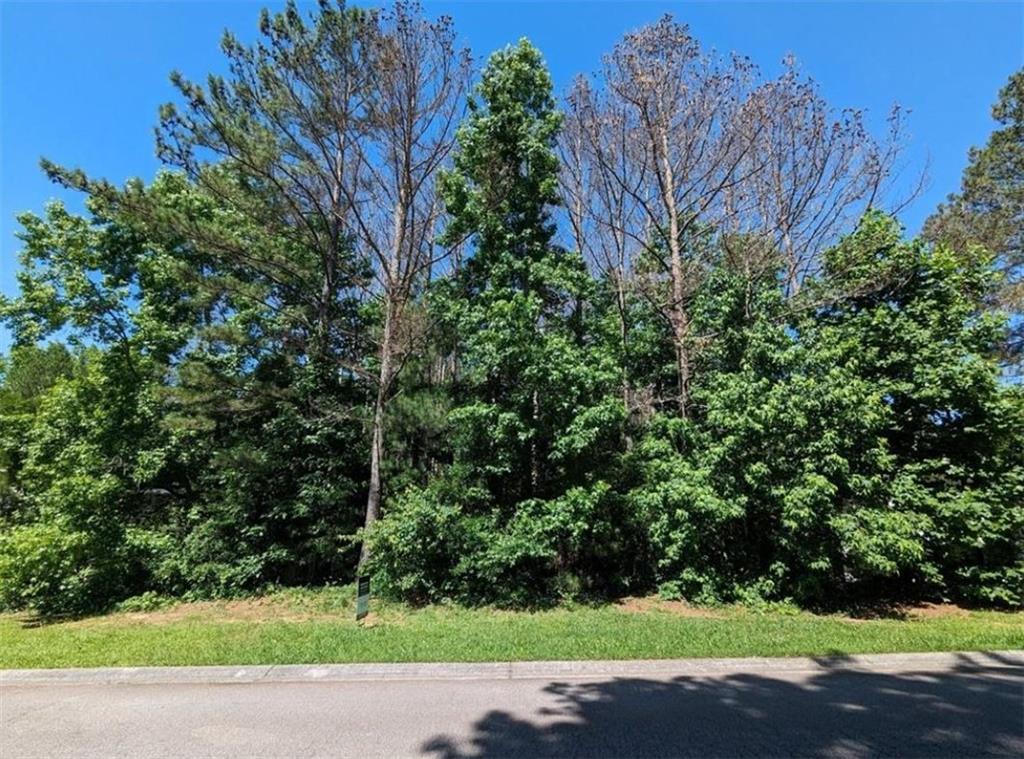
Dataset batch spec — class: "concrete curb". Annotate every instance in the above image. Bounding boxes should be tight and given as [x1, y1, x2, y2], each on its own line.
[2, 651, 1020, 686]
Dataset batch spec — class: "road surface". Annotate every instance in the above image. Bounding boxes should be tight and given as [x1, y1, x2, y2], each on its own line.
[2, 653, 1022, 758]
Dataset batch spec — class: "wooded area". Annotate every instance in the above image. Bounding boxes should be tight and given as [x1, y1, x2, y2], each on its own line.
[1, 1, 1021, 616]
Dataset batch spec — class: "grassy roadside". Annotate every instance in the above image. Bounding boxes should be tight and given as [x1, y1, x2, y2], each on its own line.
[1, 588, 1020, 669]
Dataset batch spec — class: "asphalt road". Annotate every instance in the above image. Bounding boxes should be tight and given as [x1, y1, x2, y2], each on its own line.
[2, 654, 1022, 758]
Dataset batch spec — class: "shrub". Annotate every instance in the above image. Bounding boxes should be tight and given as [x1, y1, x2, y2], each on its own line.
[0, 521, 125, 616]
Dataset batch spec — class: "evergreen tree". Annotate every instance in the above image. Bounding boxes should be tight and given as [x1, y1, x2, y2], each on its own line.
[370, 41, 629, 604]
[925, 69, 1024, 366]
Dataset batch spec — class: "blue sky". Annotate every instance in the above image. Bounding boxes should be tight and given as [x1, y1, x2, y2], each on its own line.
[1, 1, 1022, 350]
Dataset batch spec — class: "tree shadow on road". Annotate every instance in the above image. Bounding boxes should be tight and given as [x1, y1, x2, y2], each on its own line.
[422, 654, 1023, 758]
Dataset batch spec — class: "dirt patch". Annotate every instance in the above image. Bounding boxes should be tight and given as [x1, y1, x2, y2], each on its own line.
[614, 596, 726, 618]
[905, 603, 972, 620]
[358, 612, 381, 628]
[838, 601, 982, 623]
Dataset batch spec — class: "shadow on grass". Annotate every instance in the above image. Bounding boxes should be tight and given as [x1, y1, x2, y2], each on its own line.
[16, 612, 83, 629]
[422, 658, 1023, 758]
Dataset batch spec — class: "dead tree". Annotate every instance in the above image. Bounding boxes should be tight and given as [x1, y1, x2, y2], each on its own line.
[562, 76, 649, 424]
[349, 2, 470, 570]
[563, 20, 917, 419]
[732, 56, 914, 296]
[567, 16, 758, 417]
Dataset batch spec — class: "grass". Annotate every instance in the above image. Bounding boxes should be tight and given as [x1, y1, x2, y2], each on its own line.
[1, 587, 1020, 669]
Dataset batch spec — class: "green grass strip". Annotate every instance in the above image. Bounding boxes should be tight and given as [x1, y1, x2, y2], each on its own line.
[2, 589, 1020, 669]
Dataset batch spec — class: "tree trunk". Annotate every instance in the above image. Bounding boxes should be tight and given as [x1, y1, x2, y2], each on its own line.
[673, 326, 690, 417]
[357, 301, 396, 573]
[316, 254, 336, 361]
[658, 130, 691, 418]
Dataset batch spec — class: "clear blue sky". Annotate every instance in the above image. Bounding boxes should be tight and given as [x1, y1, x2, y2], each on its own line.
[1, 1, 1022, 351]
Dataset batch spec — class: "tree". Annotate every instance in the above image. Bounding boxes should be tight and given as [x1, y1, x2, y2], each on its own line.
[635, 213, 1022, 606]
[156, 1, 472, 570]
[346, 3, 470, 569]
[45, 1, 472, 570]
[563, 17, 910, 418]
[2, 7, 1020, 614]
[439, 38, 620, 502]
[924, 69, 1024, 366]
[564, 17, 757, 418]
[560, 76, 649, 427]
[154, 0, 374, 366]
[0, 343, 73, 515]
[369, 40, 629, 604]
[0, 198, 197, 614]
[808, 213, 1021, 604]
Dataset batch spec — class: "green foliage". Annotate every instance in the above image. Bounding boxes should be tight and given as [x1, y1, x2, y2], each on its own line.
[369, 40, 631, 605]
[0, 521, 119, 616]
[165, 373, 368, 597]
[0, 350, 171, 614]
[1, 7, 1021, 616]
[0, 191, 370, 611]
[630, 213, 1023, 607]
[367, 477, 489, 603]
[0, 343, 74, 514]
[924, 68, 1024, 365]
[115, 591, 175, 613]
[627, 417, 740, 603]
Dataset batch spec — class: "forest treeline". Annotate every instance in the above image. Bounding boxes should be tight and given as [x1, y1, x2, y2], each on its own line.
[1, 2, 1021, 615]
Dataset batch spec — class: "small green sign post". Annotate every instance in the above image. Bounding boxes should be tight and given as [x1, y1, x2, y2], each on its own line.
[356, 576, 370, 621]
